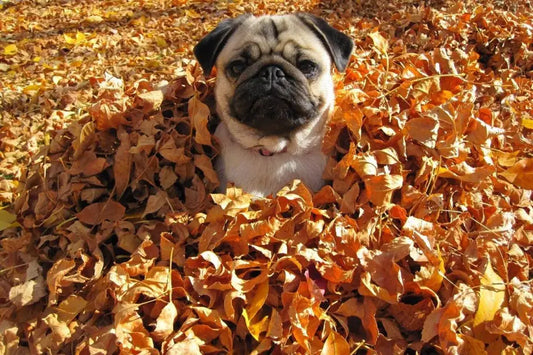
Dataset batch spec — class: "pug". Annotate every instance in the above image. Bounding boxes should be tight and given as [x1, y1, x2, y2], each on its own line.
[194, 13, 353, 197]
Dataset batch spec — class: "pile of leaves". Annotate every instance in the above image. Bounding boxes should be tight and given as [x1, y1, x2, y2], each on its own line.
[1, 0, 533, 353]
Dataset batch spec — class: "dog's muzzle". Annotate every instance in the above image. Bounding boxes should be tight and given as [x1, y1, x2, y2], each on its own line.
[230, 64, 318, 136]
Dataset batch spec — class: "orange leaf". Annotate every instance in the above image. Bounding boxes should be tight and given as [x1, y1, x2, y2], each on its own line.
[431, 90, 453, 105]
[364, 174, 403, 206]
[389, 205, 407, 223]
[321, 331, 350, 355]
[405, 115, 439, 149]
[500, 158, 533, 189]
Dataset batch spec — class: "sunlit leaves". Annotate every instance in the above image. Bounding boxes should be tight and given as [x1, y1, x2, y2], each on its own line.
[3, 44, 18, 56]
[1, 0, 533, 354]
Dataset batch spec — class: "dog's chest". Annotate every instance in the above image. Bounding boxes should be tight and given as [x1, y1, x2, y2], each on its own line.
[215, 126, 326, 197]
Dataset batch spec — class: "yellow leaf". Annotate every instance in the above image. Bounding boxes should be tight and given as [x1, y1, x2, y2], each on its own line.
[131, 15, 147, 26]
[56, 295, 88, 322]
[0, 209, 17, 231]
[474, 258, 505, 336]
[185, 9, 200, 18]
[23, 84, 43, 94]
[64, 32, 86, 45]
[522, 118, 533, 129]
[76, 32, 86, 43]
[63, 33, 76, 45]
[4, 44, 18, 56]
[155, 36, 168, 48]
[243, 280, 269, 340]
[245, 280, 269, 321]
[86, 15, 103, 23]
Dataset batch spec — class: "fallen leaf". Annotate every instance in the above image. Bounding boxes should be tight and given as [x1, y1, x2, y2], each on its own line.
[8, 276, 47, 307]
[3, 44, 18, 56]
[369, 31, 389, 55]
[473, 258, 505, 339]
[500, 158, 533, 189]
[76, 200, 126, 225]
[152, 301, 178, 341]
[0, 209, 17, 231]
[188, 95, 212, 146]
[321, 331, 350, 355]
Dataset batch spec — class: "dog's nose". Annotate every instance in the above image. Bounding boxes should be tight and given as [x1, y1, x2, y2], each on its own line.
[259, 65, 285, 82]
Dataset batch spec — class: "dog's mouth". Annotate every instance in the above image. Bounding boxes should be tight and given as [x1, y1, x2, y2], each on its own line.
[254, 145, 289, 157]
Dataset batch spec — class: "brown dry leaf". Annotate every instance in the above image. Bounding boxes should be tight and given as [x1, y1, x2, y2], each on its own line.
[68, 150, 109, 176]
[369, 31, 389, 55]
[194, 154, 219, 187]
[188, 95, 212, 146]
[136, 89, 164, 113]
[47, 259, 76, 305]
[422, 283, 477, 348]
[88, 99, 128, 131]
[8, 275, 46, 307]
[56, 294, 88, 322]
[115, 312, 157, 353]
[159, 137, 191, 164]
[143, 189, 168, 217]
[334, 297, 379, 344]
[113, 126, 132, 198]
[76, 200, 126, 225]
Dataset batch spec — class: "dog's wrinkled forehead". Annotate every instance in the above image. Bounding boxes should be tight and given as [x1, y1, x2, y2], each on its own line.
[220, 15, 328, 64]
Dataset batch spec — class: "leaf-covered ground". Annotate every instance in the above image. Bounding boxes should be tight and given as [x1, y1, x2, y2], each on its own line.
[1, 0, 533, 353]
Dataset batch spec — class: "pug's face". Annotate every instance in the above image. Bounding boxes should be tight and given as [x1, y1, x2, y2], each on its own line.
[194, 13, 353, 154]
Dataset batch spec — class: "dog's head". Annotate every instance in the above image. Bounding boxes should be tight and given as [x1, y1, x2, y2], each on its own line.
[194, 13, 353, 154]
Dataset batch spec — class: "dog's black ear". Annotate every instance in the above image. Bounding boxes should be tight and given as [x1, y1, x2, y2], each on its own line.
[194, 14, 252, 75]
[297, 13, 354, 72]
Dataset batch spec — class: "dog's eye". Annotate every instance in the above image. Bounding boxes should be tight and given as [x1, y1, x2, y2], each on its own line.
[227, 61, 246, 77]
[297, 60, 319, 78]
